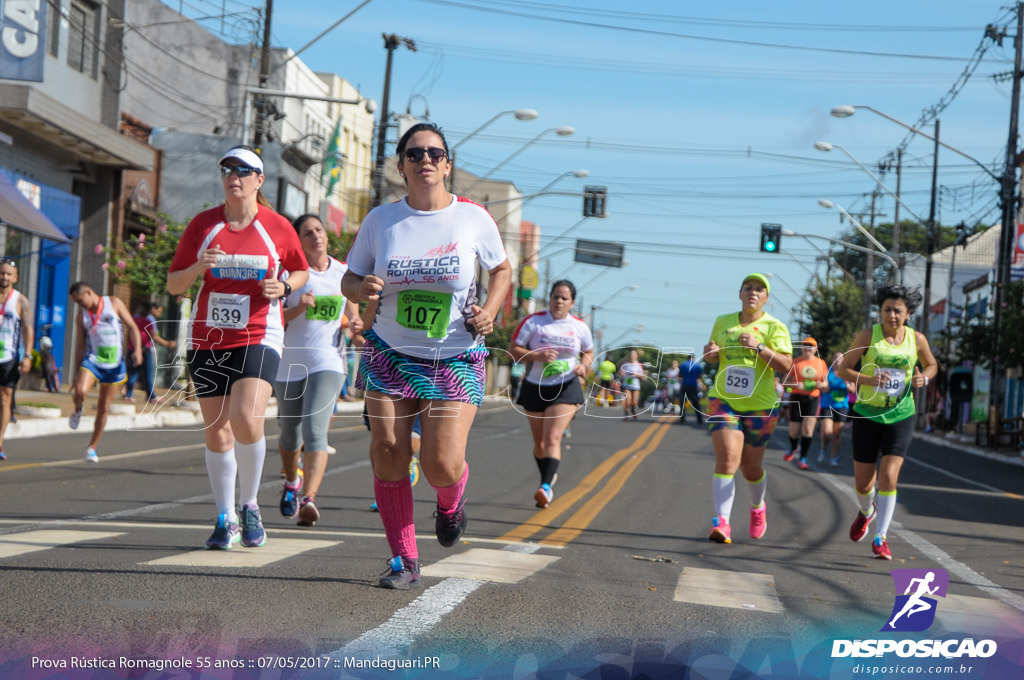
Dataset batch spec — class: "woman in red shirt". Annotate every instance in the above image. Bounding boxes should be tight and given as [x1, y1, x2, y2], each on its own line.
[168, 145, 308, 551]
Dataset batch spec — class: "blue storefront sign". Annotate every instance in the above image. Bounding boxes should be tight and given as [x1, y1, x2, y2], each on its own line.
[0, 0, 47, 82]
[2, 169, 80, 378]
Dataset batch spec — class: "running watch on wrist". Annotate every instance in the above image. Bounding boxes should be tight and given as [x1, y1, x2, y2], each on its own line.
[282, 281, 292, 297]
[756, 342, 766, 353]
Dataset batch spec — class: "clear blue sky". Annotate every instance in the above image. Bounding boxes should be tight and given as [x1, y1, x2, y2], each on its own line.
[185, 0, 1018, 355]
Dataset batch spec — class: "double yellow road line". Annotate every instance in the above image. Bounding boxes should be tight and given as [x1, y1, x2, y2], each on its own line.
[499, 419, 673, 547]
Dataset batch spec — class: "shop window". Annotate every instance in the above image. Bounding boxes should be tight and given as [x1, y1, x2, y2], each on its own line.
[67, 0, 98, 78]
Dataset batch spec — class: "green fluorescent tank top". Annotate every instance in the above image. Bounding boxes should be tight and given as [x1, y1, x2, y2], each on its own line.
[853, 324, 918, 424]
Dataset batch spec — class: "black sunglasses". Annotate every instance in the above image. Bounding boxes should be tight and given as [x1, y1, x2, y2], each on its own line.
[220, 165, 258, 178]
[403, 147, 447, 164]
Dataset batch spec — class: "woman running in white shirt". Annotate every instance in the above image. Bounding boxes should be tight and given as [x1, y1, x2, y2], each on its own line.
[509, 280, 594, 509]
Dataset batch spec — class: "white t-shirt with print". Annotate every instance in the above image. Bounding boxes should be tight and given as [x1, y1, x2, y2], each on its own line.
[620, 361, 644, 390]
[276, 257, 349, 381]
[346, 196, 508, 360]
[512, 311, 594, 386]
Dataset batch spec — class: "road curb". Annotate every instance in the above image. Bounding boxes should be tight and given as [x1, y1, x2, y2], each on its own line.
[4, 394, 512, 441]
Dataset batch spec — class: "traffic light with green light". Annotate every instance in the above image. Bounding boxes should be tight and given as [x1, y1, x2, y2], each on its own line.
[760, 223, 782, 253]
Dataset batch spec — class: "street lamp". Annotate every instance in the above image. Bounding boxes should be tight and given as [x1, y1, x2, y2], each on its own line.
[463, 126, 576, 194]
[535, 216, 590, 259]
[577, 260, 629, 292]
[593, 285, 638, 355]
[603, 323, 645, 352]
[830, 104, 1003, 339]
[813, 141, 925, 225]
[817, 199, 891, 256]
[830, 106, 999, 180]
[488, 169, 589, 223]
[449, 109, 538, 152]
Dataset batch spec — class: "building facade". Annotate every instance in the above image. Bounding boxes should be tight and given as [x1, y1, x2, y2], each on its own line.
[0, 0, 153, 381]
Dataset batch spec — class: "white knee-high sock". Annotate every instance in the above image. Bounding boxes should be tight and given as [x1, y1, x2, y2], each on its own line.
[747, 471, 767, 508]
[875, 490, 897, 538]
[205, 447, 237, 520]
[857, 487, 877, 515]
[235, 437, 267, 508]
[712, 473, 736, 521]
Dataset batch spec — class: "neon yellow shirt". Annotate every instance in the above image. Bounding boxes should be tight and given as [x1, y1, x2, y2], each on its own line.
[598, 359, 616, 381]
[707, 311, 792, 411]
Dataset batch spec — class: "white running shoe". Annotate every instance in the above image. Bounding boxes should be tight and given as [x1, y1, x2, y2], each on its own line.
[69, 408, 82, 430]
[534, 483, 554, 509]
[84, 447, 99, 463]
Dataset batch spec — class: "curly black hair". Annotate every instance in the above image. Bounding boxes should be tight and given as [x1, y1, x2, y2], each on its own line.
[875, 285, 923, 315]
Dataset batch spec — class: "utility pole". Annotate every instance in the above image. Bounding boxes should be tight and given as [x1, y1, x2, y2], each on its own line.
[891, 148, 903, 260]
[253, 0, 273, 147]
[863, 191, 878, 327]
[370, 34, 415, 209]
[922, 119, 940, 337]
[993, 2, 1024, 419]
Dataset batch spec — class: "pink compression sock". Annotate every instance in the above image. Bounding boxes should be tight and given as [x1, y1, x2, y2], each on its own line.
[432, 462, 469, 513]
[374, 476, 417, 560]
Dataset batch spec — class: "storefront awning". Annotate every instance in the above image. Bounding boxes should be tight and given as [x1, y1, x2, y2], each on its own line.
[0, 84, 153, 170]
[0, 172, 69, 242]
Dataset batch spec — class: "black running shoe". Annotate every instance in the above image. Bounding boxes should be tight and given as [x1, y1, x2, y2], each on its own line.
[433, 499, 467, 547]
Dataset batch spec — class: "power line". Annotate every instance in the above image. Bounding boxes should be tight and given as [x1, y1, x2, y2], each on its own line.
[415, 40, 970, 84]
[434, 0, 984, 34]
[415, 0, 982, 62]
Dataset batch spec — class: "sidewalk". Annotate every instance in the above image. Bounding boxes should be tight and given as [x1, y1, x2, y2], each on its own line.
[5, 388, 511, 442]
[4, 387, 367, 441]
[913, 428, 1024, 468]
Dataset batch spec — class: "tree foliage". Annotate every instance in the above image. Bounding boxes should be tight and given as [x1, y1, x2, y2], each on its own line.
[100, 215, 199, 300]
[798, 277, 865, 357]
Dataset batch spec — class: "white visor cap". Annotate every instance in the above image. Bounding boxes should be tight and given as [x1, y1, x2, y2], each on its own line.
[218, 147, 264, 173]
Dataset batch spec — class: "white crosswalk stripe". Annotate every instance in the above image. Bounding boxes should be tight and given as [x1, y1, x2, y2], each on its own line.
[144, 537, 341, 568]
[936, 594, 1024, 638]
[673, 566, 785, 613]
[420, 547, 560, 583]
[0, 530, 125, 559]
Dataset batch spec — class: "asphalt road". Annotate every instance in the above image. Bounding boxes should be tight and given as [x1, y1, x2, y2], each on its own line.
[0, 403, 1021, 679]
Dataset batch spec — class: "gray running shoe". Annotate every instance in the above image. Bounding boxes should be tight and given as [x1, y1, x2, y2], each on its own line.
[379, 556, 421, 590]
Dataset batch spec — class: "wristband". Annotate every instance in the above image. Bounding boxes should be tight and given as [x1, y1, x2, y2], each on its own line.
[282, 281, 292, 297]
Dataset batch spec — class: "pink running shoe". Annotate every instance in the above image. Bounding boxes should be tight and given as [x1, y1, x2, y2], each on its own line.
[849, 505, 877, 542]
[783, 450, 796, 462]
[749, 503, 767, 539]
[871, 536, 892, 560]
[797, 459, 810, 471]
[708, 515, 732, 544]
